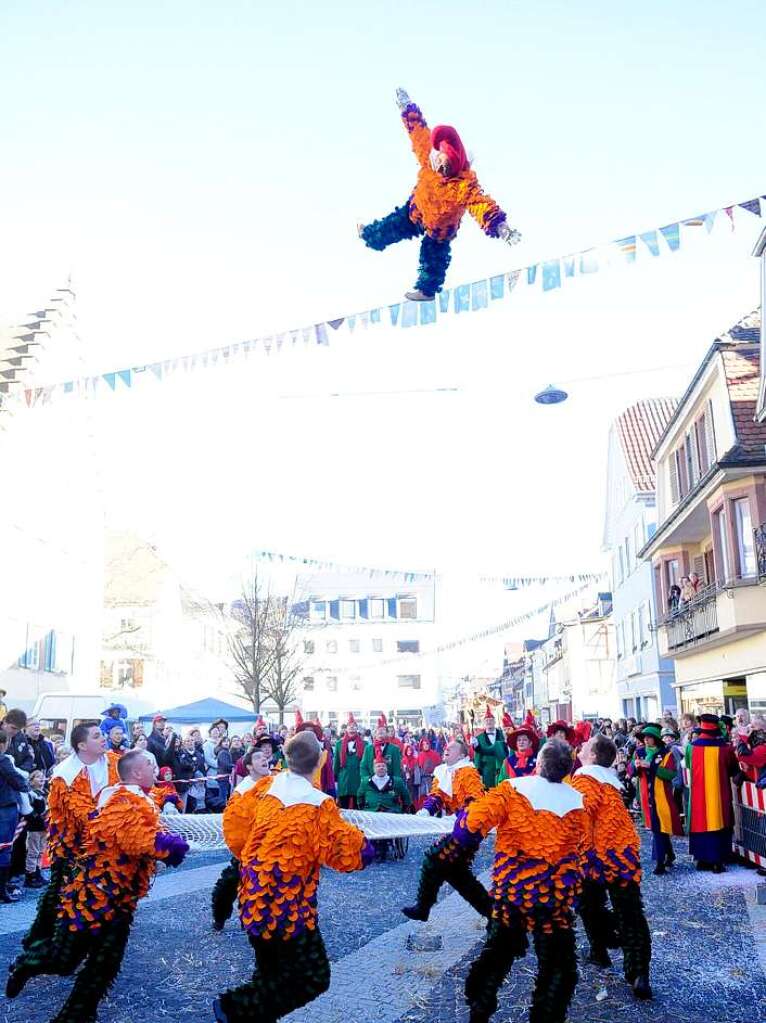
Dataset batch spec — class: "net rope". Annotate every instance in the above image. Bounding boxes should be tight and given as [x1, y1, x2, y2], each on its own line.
[160, 809, 456, 851]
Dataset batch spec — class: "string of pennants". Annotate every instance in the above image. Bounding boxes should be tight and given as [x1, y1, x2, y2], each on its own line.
[252, 548, 601, 589]
[18, 193, 765, 408]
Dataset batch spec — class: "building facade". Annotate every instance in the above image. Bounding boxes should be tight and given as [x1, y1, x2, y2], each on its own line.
[641, 308, 766, 718]
[101, 531, 235, 708]
[0, 289, 105, 711]
[604, 400, 678, 720]
[293, 573, 443, 730]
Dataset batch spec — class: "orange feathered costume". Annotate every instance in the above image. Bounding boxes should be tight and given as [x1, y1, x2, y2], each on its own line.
[402, 104, 507, 243]
[570, 767, 641, 885]
[422, 759, 485, 816]
[47, 751, 121, 865]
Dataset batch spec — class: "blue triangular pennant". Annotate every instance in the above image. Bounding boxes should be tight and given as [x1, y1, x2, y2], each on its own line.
[117, 369, 132, 388]
[454, 284, 470, 312]
[438, 289, 451, 313]
[419, 301, 437, 325]
[526, 264, 538, 285]
[489, 275, 504, 300]
[389, 303, 401, 326]
[542, 260, 561, 291]
[659, 223, 681, 251]
[401, 301, 418, 328]
[471, 280, 488, 310]
[639, 231, 660, 256]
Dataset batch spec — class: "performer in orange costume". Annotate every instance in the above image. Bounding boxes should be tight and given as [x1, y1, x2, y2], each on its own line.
[402, 738, 491, 922]
[7, 749, 188, 1021]
[211, 741, 273, 931]
[359, 88, 520, 300]
[448, 740, 586, 1023]
[571, 735, 652, 1001]
[214, 731, 374, 1023]
[19, 720, 120, 951]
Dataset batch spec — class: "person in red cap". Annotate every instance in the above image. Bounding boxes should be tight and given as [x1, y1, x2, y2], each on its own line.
[499, 726, 539, 780]
[685, 713, 738, 873]
[474, 706, 508, 788]
[358, 88, 521, 301]
[361, 717, 402, 785]
[332, 714, 366, 809]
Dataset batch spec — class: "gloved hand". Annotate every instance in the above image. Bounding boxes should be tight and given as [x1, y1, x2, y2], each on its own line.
[497, 222, 522, 246]
[396, 87, 411, 110]
[416, 808, 430, 817]
[154, 831, 189, 868]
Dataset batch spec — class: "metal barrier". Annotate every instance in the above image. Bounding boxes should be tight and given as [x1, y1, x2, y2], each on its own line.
[733, 780, 766, 867]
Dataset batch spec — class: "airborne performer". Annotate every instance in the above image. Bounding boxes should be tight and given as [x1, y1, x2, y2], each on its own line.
[7, 750, 189, 1022]
[359, 88, 521, 301]
[214, 731, 374, 1023]
[402, 738, 491, 922]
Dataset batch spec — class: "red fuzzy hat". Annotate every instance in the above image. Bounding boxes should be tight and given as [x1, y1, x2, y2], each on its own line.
[378, 714, 388, 729]
[502, 711, 514, 730]
[374, 751, 387, 765]
[296, 720, 323, 741]
[573, 721, 592, 746]
[347, 712, 357, 726]
[546, 720, 576, 745]
[484, 704, 496, 721]
[294, 708, 304, 727]
[431, 124, 468, 176]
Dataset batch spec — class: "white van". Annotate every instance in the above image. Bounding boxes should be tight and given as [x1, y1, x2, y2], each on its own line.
[31, 691, 157, 743]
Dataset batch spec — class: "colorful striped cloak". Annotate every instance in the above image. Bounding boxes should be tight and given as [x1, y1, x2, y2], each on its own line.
[685, 738, 738, 834]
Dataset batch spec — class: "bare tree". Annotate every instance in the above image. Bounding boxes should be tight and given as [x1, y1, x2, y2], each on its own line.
[263, 595, 305, 724]
[228, 574, 277, 714]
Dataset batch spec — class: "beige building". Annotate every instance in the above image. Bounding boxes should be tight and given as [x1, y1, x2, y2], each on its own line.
[642, 304, 766, 717]
[101, 531, 235, 707]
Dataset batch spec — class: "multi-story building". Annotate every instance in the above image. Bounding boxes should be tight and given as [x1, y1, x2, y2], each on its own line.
[293, 573, 442, 730]
[538, 592, 617, 722]
[101, 531, 234, 707]
[604, 400, 678, 720]
[0, 288, 105, 710]
[641, 306, 766, 717]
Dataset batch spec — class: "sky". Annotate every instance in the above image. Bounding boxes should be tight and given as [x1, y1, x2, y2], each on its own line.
[2, 1, 766, 646]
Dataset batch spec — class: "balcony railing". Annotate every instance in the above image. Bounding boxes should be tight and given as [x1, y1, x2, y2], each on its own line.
[662, 583, 719, 650]
[756, 522, 766, 583]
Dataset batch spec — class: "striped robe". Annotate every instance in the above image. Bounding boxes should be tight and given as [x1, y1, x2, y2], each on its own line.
[685, 738, 738, 864]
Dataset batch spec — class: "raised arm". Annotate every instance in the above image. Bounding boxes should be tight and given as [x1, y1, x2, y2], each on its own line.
[462, 175, 519, 242]
[396, 87, 431, 169]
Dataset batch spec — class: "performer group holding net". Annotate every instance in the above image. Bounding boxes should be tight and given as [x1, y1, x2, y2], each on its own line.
[4, 715, 653, 1023]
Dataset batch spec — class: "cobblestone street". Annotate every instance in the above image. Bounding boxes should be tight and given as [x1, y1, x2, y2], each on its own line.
[1, 834, 764, 1023]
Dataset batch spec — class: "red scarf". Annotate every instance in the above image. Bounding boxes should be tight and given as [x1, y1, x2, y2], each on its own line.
[339, 732, 364, 768]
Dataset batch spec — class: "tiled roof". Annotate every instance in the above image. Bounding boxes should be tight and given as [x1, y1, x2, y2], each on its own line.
[614, 398, 678, 492]
[720, 310, 766, 458]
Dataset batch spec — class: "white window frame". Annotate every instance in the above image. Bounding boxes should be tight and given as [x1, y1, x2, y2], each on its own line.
[325, 675, 338, 692]
[310, 601, 327, 622]
[349, 639, 360, 653]
[397, 674, 421, 689]
[733, 497, 757, 578]
[369, 598, 385, 620]
[326, 640, 337, 654]
[340, 600, 356, 620]
[372, 637, 383, 653]
[398, 597, 418, 620]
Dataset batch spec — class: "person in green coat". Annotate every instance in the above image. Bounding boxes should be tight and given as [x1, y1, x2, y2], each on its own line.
[360, 721, 403, 784]
[333, 715, 367, 809]
[472, 706, 508, 788]
[358, 755, 413, 861]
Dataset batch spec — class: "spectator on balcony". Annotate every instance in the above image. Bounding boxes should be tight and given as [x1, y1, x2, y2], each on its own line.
[689, 571, 702, 593]
[679, 577, 695, 605]
[668, 584, 681, 614]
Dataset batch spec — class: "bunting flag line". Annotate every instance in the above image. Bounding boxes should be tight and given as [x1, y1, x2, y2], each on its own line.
[13, 192, 765, 408]
[250, 549, 601, 588]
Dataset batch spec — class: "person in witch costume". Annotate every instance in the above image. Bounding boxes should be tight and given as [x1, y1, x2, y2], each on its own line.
[359, 88, 520, 301]
[333, 713, 366, 809]
[631, 723, 683, 875]
[473, 706, 508, 788]
[6, 750, 189, 1021]
[402, 739, 491, 922]
[452, 740, 586, 1023]
[499, 725, 539, 780]
[685, 713, 738, 873]
[18, 721, 120, 952]
[360, 715, 403, 784]
[213, 732, 374, 1023]
[212, 743, 273, 931]
[571, 734, 652, 1000]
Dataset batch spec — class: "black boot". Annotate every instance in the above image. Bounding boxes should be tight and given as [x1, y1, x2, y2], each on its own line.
[632, 974, 653, 1000]
[653, 863, 666, 876]
[6, 957, 32, 999]
[34, 868, 48, 886]
[587, 947, 612, 968]
[0, 866, 21, 903]
[25, 872, 45, 889]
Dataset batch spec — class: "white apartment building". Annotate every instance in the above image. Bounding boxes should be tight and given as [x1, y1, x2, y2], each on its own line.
[293, 573, 443, 730]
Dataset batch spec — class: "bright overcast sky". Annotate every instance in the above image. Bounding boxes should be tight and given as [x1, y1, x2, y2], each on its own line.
[2, 1, 765, 643]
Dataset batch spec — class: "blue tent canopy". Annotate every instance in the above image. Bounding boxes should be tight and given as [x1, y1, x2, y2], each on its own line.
[138, 697, 256, 724]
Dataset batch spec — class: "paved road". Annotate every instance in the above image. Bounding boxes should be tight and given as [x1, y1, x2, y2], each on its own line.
[0, 835, 764, 1022]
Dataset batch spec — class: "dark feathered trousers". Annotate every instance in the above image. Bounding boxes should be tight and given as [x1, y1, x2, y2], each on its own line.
[361, 202, 452, 297]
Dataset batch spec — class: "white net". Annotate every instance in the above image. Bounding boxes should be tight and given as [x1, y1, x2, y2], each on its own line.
[160, 810, 456, 852]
